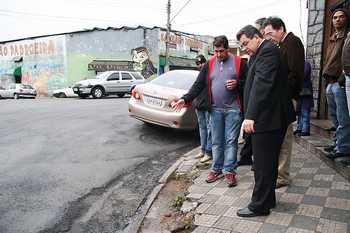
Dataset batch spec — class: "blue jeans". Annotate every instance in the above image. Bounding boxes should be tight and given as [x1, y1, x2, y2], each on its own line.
[196, 110, 212, 155]
[297, 108, 310, 133]
[326, 83, 339, 129]
[326, 82, 350, 154]
[210, 107, 242, 173]
[346, 75, 350, 118]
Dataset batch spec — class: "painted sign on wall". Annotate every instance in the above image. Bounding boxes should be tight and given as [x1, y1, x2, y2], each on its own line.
[0, 36, 66, 96]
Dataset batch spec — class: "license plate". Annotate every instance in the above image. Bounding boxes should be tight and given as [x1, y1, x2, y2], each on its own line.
[73, 88, 78, 91]
[145, 96, 163, 107]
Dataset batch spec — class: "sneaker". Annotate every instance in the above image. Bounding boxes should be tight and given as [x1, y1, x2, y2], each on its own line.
[200, 154, 212, 163]
[224, 172, 237, 187]
[195, 152, 204, 159]
[205, 171, 223, 183]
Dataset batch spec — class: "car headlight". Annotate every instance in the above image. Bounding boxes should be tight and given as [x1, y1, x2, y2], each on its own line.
[81, 84, 93, 88]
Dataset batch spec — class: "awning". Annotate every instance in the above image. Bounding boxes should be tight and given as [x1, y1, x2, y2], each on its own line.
[88, 60, 134, 72]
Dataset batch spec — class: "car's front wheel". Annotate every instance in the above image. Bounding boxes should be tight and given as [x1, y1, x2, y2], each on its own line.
[91, 87, 104, 99]
[59, 93, 67, 98]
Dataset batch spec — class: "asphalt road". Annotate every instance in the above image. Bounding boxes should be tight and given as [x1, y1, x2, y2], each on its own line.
[0, 97, 197, 233]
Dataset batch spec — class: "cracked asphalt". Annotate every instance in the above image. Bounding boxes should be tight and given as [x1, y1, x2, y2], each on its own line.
[0, 97, 197, 233]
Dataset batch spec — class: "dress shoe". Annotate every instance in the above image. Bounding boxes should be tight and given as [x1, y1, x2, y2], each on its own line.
[324, 145, 336, 153]
[326, 152, 350, 160]
[236, 207, 270, 217]
[237, 160, 253, 166]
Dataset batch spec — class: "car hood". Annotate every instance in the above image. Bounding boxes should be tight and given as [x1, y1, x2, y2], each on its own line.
[76, 79, 102, 86]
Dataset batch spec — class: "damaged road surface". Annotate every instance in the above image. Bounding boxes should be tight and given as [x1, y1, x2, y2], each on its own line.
[0, 98, 197, 233]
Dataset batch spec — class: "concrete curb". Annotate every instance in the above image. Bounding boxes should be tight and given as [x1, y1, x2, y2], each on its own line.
[128, 147, 200, 233]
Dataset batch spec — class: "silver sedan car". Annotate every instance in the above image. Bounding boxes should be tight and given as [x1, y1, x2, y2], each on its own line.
[128, 70, 199, 130]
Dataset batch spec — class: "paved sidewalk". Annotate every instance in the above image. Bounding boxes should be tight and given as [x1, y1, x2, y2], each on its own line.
[188, 143, 350, 233]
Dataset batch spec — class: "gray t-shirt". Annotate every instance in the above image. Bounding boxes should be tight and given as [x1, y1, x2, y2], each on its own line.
[210, 55, 239, 109]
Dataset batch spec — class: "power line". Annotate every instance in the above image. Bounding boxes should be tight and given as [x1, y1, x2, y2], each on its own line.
[170, 0, 192, 23]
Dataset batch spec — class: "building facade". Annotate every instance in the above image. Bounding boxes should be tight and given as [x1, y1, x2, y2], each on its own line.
[0, 26, 214, 96]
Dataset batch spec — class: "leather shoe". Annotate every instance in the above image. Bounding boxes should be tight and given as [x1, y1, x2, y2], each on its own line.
[236, 207, 270, 217]
[326, 152, 350, 160]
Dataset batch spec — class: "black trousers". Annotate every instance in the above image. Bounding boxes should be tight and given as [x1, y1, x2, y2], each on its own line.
[248, 128, 286, 213]
[239, 133, 252, 162]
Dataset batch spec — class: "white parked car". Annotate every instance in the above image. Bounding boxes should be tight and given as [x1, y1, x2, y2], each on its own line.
[0, 83, 36, 99]
[52, 87, 78, 98]
[73, 71, 145, 99]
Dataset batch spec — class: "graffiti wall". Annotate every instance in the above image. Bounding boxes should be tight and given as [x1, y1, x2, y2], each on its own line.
[159, 31, 212, 58]
[0, 36, 66, 96]
[65, 28, 155, 83]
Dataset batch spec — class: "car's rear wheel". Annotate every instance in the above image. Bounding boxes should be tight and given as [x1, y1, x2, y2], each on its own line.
[14, 93, 19, 99]
[59, 93, 67, 98]
[117, 93, 125, 98]
[92, 87, 104, 99]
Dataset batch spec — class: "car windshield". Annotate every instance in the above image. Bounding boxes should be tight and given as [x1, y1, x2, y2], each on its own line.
[20, 84, 33, 89]
[150, 71, 198, 90]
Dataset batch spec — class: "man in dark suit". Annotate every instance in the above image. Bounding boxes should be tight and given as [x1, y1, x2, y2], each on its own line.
[236, 25, 295, 217]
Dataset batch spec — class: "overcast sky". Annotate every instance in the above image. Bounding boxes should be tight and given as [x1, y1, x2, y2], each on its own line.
[1, 0, 308, 44]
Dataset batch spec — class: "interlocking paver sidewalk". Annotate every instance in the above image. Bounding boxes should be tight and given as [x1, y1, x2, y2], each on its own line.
[189, 143, 350, 233]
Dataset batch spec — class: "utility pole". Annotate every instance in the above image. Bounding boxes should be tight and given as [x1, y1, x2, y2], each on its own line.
[165, 0, 171, 72]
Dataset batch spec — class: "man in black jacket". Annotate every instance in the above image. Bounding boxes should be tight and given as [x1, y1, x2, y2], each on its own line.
[236, 25, 295, 217]
[193, 55, 213, 163]
[172, 36, 248, 187]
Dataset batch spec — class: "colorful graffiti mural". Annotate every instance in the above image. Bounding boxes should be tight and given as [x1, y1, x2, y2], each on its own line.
[0, 36, 66, 96]
[131, 47, 157, 79]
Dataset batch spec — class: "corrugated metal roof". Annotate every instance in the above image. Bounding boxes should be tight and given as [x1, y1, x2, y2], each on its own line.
[0, 25, 213, 44]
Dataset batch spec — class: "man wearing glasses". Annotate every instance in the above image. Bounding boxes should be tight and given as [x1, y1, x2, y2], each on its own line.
[236, 25, 295, 217]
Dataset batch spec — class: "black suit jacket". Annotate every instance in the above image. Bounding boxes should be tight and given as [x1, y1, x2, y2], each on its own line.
[244, 40, 295, 133]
